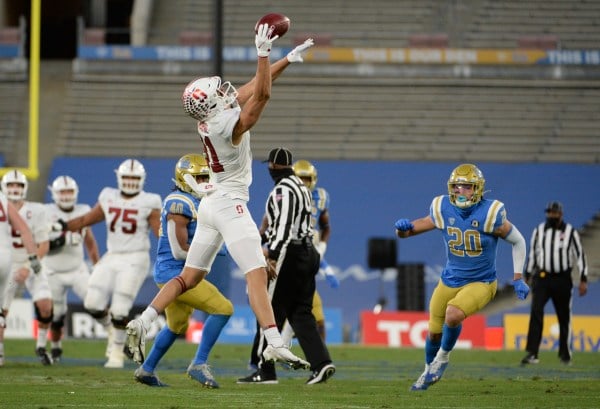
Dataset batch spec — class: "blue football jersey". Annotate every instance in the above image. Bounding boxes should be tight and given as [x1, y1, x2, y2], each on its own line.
[311, 186, 330, 234]
[429, 195, 507, 287]
[154, 191, 198, 284]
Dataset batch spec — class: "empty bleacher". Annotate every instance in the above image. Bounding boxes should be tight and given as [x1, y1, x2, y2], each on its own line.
[55, 74, 600, 163]
[147, 0, 600, 50]
[462, 0, 600, 49]
[149, 0, 439, 48]
[0, 80, 27, 162]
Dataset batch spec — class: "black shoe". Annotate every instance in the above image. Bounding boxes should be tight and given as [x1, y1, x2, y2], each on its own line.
[51, 348, 63, 363]
[236, 370, 278, 384]
[520, 354, 539, 365]
[306, 363, 336, 385]
[36, 347, 53, 366]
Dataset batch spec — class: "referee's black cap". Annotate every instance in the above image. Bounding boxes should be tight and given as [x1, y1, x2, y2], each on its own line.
[545, 201, 563, 213]
[265, 147, 293, 166]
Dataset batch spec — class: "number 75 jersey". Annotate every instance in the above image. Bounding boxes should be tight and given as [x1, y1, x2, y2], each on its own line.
[430, 195, 507, 287]
[98, 187, 162, 253]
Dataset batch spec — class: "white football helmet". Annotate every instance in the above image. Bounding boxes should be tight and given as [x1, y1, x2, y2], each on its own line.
[49, 175, 79, 210]
[115, 159, 146, 195]
[182, 76, 238, 121]
[1, 169, 28, 201]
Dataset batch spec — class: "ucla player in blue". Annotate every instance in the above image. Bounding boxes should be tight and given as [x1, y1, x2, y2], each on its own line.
[133, 154, 233, 388]
[394, 163, 530, 391]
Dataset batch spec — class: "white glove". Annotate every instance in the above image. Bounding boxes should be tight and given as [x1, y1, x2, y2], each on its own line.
[255, 23, 279, 57]
[316, 241, 327, 257]
[183, 173, 216, 198]
[287, 38, 314, 63]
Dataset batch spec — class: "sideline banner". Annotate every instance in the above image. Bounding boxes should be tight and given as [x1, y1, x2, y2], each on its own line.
[361, 311, 486, 348]
[504, 314, 600, 352]
[77, 45, 600, 65]
[62, 304, 343, 344]
[4, 299, 34, 339]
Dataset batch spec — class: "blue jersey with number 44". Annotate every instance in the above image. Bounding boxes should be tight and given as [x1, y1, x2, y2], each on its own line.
[429, 195, 507, 287]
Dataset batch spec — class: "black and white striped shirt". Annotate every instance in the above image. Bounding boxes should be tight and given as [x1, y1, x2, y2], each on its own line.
[265, 174, 313, 260]
[526, 221, 588, 282]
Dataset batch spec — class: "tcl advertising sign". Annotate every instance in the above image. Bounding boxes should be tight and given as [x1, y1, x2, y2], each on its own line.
[361, 311, 486, 348]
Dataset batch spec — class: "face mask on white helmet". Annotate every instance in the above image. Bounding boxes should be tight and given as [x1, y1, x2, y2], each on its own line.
[1, 169, 28, 202]
[182, 76, 238, 121]
[115, 159, 146, 195]
[49, 175, 79, 210]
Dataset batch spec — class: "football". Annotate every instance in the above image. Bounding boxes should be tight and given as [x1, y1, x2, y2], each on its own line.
[254, 13, 291, 38]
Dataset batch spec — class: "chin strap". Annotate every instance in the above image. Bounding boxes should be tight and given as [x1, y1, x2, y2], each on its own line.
[183, 173, 216, 198]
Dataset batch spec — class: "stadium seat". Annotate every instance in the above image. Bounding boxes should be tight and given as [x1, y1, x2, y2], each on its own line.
[83, 28, 106, 45]
[0, 27, 20, 44]
[178, 30, 213, 45]
[517, 35, 560, 49]
[408, 33, 449, 48]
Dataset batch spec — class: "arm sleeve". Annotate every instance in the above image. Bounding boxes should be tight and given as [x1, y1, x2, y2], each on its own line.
[504, 225, 527, 274]
[167, 218, 188, 260]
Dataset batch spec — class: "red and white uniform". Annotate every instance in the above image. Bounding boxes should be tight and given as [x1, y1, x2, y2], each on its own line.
[84, 187, 161, 318]
[3, 201, 52, 308]
[186, 107, 267, 275]
[44, 202, 93, 318]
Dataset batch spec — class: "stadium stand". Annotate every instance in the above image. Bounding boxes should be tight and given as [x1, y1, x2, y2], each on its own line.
[55, 74, 600, 163]
[462, 0, 600, 49]
[148, 0, 439, 48]
[0, 79, 27, 163]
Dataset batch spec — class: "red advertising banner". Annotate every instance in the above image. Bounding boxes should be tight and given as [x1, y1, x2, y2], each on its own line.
[361, 311, 486, 348]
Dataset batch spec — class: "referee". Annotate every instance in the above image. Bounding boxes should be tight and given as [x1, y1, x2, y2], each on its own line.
[238, 147, 335, 385]
[521, 201, 589, 365]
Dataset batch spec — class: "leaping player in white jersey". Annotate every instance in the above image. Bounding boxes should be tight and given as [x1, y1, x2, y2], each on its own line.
[0, 189, 41, 367]
[63, 159, 161, 368]
[44, 175, 100, 363]
[0, 170, 53, 366]
[125, 23, 315, 370]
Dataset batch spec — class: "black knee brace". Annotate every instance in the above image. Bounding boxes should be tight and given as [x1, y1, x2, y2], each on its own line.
[35, 305, 53, 324]
[86, 309, 108, 320]
[51, 315, 66, 332]
[111, 315, 129, 330]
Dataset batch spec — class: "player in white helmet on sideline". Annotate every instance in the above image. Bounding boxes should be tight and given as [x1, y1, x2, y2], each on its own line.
[44, 175, 100, 362]
[0, 169, 53, 365]
[61, 159, 161, 368]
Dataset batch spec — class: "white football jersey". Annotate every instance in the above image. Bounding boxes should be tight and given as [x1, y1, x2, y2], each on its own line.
[0, 192, 13, 276]
[12, 201, 50, 264]
[0, 191, 12, 251]
[44, 203, 92, 272]
[198, 106, 253, 201]
[97, 187, 161, 253]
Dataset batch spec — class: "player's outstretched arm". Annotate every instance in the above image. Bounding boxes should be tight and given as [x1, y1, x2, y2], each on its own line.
[66, 203, 105, 231]
[233, 23, 276, 142]
[237, 38, 314, 105]
[395, 216, 435, 238]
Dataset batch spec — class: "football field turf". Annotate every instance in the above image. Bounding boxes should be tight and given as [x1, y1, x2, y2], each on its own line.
[1, 339, 598, 408]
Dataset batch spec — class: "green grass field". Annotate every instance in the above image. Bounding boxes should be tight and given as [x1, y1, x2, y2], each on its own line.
[0, 339, 598, 408]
